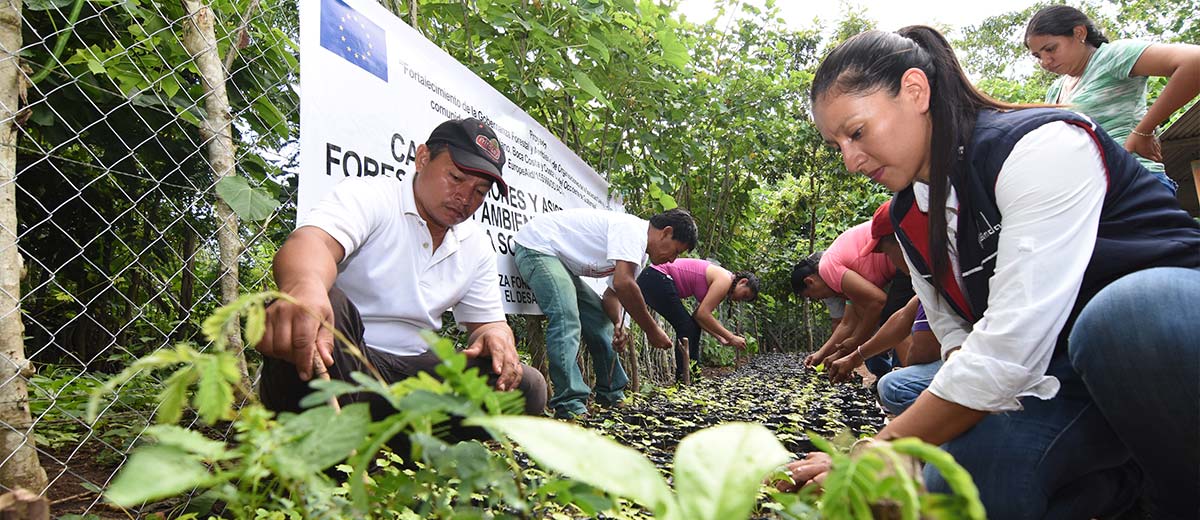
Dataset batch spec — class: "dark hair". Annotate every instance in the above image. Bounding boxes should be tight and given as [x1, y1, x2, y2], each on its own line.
[649, 208, 698, 250]
[732, 271, 760, 301]
[790, 251, 823, 295]
[1025, 5, 1109, 48]
[811, 26, 1022, 293]
[426, 140, 451, 160]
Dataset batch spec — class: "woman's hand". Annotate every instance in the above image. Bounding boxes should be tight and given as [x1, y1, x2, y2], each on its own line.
[775, 452, 833, 492]
[1124, 131, 1162, 162]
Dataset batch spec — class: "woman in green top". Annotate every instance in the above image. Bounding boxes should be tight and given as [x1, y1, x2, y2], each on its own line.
[1025, 5, 1200, 194]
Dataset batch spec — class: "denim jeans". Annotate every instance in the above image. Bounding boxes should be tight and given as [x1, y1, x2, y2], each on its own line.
[1068, 266, 1199, 519]
[514, 244, 627, 417]
[637, 268, 700, 380]
[924, 267, 1199, 519]
[876, 359, 941, 416]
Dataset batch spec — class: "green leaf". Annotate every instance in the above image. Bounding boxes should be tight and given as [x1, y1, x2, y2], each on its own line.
[244, 301, 265, 348]
[145, 425, 229, 460]
[587, 37, 611, 62]
[86, 58, 106, 75]
[274, 403, 371, 479]
[656, 28, 689, 69]
[672, 422, 791, 520]
[156, 366, 197, 424]
[469, 415, 674, 515]
[571, 70, 610, 106]
[194, 356, 234, 424]
[105, 445, 212, 506]
[215, 176, 280, 222]
[26, 0, 74, 11]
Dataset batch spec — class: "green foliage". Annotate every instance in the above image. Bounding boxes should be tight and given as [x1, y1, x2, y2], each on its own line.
[472, 416, 790, 520]
[216, 176, 284, 222]
[700, 335, 736, 367]
[794, 433, 986, 520]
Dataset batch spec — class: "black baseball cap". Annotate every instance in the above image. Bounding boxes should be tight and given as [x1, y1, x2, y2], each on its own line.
[427, 118, 508, 195]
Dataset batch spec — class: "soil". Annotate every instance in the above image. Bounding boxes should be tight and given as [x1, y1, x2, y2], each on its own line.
[579, 352, 886, 474]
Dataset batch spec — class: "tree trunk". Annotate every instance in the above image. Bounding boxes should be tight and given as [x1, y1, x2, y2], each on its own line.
[181, 1, 247, 381]
[0, 0, 48, 492]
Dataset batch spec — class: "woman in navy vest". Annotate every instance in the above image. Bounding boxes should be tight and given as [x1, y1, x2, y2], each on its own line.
[781, 25, 1200, 519]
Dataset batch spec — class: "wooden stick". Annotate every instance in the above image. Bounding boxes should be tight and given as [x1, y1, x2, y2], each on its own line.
[313, 351, 340, 413]
[677, 337, 692, 385]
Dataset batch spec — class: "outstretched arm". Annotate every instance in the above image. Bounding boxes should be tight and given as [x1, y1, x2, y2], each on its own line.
[259, 226, 344, 381]
[612, 261, 672, 349]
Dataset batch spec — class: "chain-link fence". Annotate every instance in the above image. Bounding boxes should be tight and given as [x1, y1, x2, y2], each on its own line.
[0, 0, 297, 515]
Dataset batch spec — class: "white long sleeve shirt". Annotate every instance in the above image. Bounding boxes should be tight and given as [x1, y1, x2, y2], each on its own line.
[906, 121, 1107, 413]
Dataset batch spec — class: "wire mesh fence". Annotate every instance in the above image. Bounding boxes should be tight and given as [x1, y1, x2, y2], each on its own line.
[0, 0, 297, 515]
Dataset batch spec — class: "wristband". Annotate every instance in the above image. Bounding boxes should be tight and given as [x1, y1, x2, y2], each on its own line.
[855, 345, 867, 362]
[1129, 128, 1155, 138]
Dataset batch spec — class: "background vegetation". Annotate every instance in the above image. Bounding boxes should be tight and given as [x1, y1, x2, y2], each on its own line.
[4, 0, 1196, 515]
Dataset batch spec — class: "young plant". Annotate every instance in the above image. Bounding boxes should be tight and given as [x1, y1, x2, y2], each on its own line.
[469, 416, 791, 520]
[789, 433, 987, 520]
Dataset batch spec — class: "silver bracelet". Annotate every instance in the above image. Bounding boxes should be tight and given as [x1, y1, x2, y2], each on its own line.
[1129, 128, 1156, 138]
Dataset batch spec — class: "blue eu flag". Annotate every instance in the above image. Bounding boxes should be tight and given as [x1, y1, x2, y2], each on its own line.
[320, 0, 388, 81]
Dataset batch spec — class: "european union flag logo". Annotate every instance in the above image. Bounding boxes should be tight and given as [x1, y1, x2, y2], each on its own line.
[320, 0, 387, 81]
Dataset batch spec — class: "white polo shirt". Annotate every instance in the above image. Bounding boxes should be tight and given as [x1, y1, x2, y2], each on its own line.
[298, 174, 505, 356]
[514, 208, 649, 280]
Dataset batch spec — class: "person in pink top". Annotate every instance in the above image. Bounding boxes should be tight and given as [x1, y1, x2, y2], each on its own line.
[636, 258, 759, 381]
[791, 202, 914, 377]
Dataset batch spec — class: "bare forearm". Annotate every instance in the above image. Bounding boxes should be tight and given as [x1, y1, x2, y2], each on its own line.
[695, 313, 733, 342]
[1138, 64, 1200, 133]
[876, 391, 988, 445]
[274, 228, 340, 293]
[845, 303, 882, 347]
[614, 279, 660, 333]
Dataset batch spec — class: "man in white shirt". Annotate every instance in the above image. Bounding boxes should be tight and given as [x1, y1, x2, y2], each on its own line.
[513, 207, 696, 419]
[256, 118, 547, 436]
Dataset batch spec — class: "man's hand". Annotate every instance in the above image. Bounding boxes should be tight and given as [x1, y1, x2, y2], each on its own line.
[462, 322, 523, 391]
[776, 452, 833, 492]
[258, 282, 336, 381]
[828, 351, 862, 383]
[612, 326, 631, 352]
[1124, 132, 1163, 162]
[647, 327, 673, 350]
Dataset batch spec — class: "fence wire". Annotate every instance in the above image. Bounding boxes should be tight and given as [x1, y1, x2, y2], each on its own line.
[0, 0, 297, 515]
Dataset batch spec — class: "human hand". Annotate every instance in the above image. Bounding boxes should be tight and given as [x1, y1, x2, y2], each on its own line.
[727, 335, 747, 350]
[775, 452, 832, 492]
[612, 326, 630, 352]
[258, 282, 335, 381]
[828, 351, 862, 383]
[1124, 131, 1162, 162]
[804, 352, 824, 368]
[462, 323, 523, 391]
[648, 328, 673, 350]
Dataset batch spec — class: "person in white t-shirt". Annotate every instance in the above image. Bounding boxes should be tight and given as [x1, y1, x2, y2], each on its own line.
[256, 118, 547, 449]
[513, 208, 697, 419]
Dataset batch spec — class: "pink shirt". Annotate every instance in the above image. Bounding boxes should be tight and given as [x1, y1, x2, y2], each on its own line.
[819, 221, 896, 294]
[651, 258, 721, 302]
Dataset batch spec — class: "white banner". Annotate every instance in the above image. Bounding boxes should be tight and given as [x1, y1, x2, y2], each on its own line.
[298, 0, 622, 314]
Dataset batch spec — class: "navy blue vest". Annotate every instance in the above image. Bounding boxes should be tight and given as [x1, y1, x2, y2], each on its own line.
[892, 109, 1200, 346]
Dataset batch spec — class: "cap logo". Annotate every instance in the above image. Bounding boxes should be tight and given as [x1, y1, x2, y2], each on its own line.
[476, 135, 502, 163]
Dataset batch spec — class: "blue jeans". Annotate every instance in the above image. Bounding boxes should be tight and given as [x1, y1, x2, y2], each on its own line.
[924, 267, 1199, 519]
[877, 359, 941, 416]
[513, 244, 627, 417]
[863, 351, 896, 378]
[1068, 267, 1199, 518]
